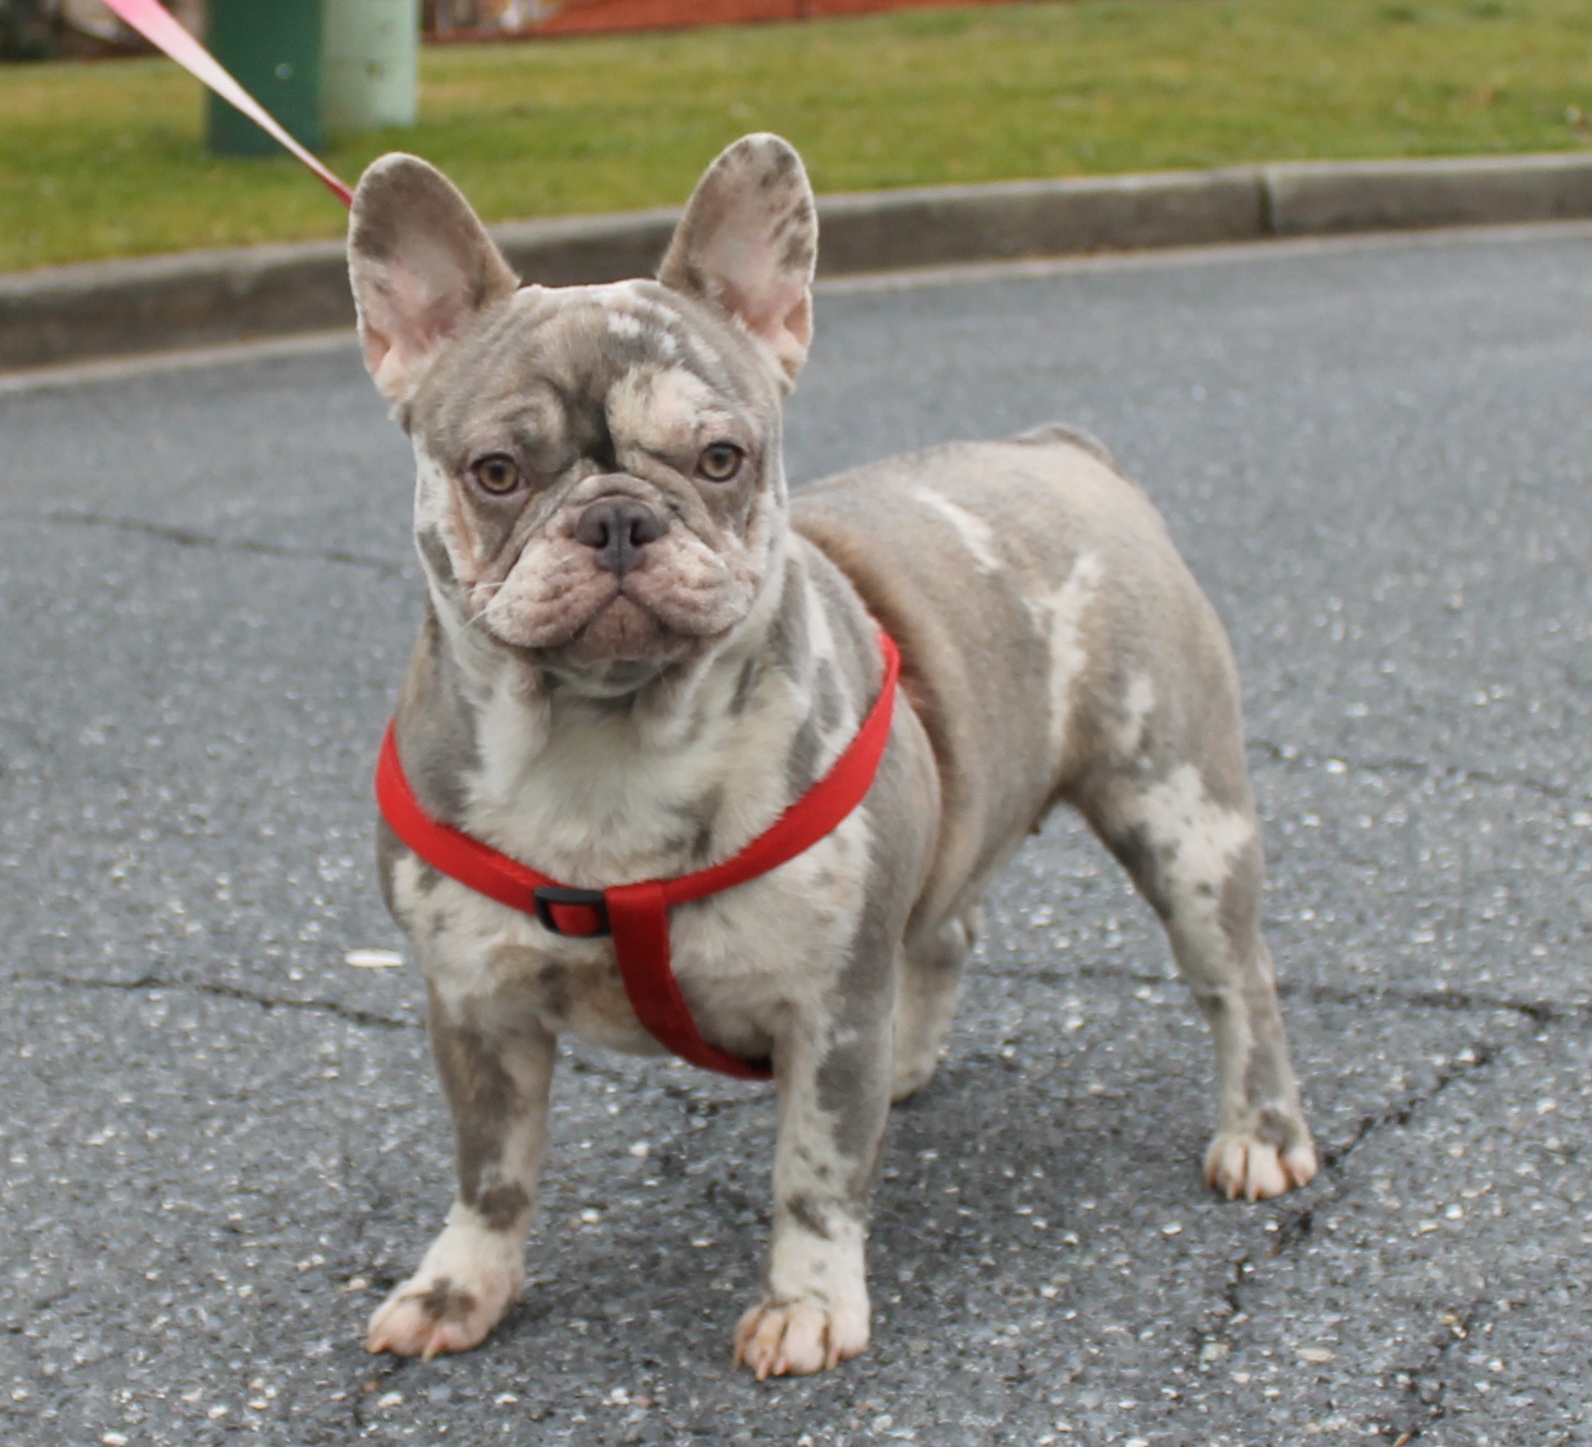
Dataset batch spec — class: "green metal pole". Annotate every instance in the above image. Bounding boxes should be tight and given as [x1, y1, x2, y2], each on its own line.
[206, 0, 326, 157]
[323, 0, 419, 132]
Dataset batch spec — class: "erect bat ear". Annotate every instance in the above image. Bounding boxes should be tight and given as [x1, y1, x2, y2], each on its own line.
[658, 133, 818, 391]
[347, 153, 519, 407]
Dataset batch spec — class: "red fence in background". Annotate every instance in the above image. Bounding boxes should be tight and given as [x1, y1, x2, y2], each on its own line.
[426, 0, 1016, 42]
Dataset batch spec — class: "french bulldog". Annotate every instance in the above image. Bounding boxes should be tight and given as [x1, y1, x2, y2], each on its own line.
[347, 133, 1317, 1379]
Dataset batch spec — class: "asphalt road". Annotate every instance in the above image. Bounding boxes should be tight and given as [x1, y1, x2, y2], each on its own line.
[3, 222, 1592, 1447]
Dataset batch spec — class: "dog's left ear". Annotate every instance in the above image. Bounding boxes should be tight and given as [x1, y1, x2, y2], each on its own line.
[659, 134, 818, 389]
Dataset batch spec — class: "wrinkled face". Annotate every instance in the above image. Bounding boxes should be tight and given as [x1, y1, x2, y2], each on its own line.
[408, 279, 786, 676]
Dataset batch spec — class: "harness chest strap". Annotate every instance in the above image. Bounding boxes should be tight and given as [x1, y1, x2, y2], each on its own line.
[375, 631, 902, 1081]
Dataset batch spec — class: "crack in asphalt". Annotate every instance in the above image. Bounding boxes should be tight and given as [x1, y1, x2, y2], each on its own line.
[1222, 1032, 1501, 1255]
[35, 972, 420, 1031]
[1392, 1296, 1491, 1444]
[988, 957, 1592, 1029]
[1286, 1038, 1503, 1220]
[25, 508, 408, 578]
[1247, 736, 1584, 805]
[1287, 982, 1586, 1028]
[1201, 1035, 1512, 1421]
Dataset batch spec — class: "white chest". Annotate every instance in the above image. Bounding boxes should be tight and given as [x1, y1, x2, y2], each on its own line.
[392, 806, 871, 1059]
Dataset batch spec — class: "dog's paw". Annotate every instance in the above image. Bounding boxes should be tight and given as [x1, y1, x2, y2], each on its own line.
[733, 1297, 869, 1379]
[366, 1217, 523, 1360]
[890, 1049, 942, 1104]
[1204, 1129, 1318, 1202]
[366, 1273, 508, 1360]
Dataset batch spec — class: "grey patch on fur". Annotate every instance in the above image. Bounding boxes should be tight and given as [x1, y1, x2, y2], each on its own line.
[784, 1194, 832, 1241]
[812, 658, 844, 732]
[1099, 822, 1173, 921]
[813, 1020, 890, 1191]
[729, 655, 760, 715]
[687, 786, 725, 862]
[428, 990, 520, 1206]
[794, 1145, 834, 1182]
[814, 733, 921, 1188]
[1243, 993, 1294, 1108]
[375, 818, 404, 918]
[415, 524, 457, 590]
[1218, 839, 1264, 953]
[476, 1183, 531, 1232]
[378, 818, 445, 925]
[396, 613, 480, 822]
[1012, 420, 1114, 467]
[910, 912, 974, 990]
[804, 549, 878, 705]
[1253, 1102, 1306, 1151]
[535, 962, 572, 1020]
[768, 556, 812, 680]
[785, 716, 823, 797]
[414, 1277, 480, 1324]
[780, 216, 816, 272]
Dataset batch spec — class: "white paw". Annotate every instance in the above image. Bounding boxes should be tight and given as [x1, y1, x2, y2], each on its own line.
[1205, 1130, 1319, 1202]
[366, 1215, 523, 1360]
[733, 1296, 869, 1379]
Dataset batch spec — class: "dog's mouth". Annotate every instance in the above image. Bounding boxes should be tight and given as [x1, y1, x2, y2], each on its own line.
[566, 590, 680, 659]
[490, 585, 701, 675]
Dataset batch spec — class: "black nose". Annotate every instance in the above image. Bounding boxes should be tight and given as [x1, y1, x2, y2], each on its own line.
[573, 498, 665, 576]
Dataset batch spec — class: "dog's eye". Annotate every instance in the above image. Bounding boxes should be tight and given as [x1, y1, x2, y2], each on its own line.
[696, 443, 744, 482]
[470, 454, 521, 496]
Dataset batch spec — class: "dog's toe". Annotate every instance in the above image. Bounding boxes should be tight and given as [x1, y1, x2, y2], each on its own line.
[1204, 1131, 1318, 1202]
[733, 1298, 867, 1379]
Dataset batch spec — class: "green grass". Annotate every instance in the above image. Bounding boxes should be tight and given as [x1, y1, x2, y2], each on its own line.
[5, 0, 1592, 272]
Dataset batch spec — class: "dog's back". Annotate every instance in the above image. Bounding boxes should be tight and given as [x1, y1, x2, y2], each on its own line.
[793, 427, 1240, 921]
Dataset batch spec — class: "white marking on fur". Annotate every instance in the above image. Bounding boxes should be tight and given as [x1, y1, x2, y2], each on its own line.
[606, 312, 645, 342]
[607, 364, 736, 451]
[912, 488, 1003, 574]
[590, 281, 684, 334]
[1032, 551, 1104, 754]
[1111, 674, 1157, 758]
[411, 445, 508, 693]
[767, 1211, 866, 1297]
[1136, 762, 1254, 901]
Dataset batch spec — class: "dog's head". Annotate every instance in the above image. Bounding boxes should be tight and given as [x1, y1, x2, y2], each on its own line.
[348, 135, 817, 691]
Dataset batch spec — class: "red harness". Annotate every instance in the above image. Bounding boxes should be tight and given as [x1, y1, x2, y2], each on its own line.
[375, 633, 901, 1080]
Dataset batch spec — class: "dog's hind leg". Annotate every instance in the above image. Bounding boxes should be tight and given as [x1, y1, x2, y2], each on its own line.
[891, 906, 980, 1102]
[367, 988, 555, 1359]
[1069, 675, 1317, 1203]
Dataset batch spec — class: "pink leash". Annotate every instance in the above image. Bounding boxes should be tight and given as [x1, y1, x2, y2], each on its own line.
[98, 0, 354, 206]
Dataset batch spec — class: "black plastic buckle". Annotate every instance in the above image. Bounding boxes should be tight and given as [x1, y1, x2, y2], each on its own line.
[533, 885, 611, 938]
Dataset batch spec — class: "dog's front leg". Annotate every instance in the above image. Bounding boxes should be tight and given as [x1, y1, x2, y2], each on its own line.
[734, 967, 894, 1379]
[368, 986, 555, 1360]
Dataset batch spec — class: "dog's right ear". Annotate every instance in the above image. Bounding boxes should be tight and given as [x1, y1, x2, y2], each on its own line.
[347, 154, 519, 407]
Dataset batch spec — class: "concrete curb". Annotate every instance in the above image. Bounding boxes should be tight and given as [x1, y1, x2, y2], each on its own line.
[4, 150, 1591, 373]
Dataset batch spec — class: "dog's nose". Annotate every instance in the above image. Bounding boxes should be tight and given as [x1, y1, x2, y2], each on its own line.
[573, 498, 666, 575]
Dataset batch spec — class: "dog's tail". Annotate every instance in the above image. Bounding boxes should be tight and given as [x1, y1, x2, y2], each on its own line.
[1010, 421, 1114, 468]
